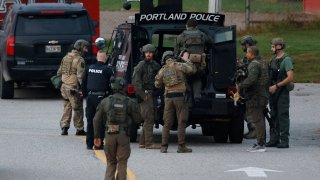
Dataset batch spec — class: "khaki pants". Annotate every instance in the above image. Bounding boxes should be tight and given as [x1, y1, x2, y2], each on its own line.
[104, 132, 130, 180]
[139, 94, 157, 146]
[162, 96, 188, 145]
[246, 106, 266, 146]
[60, 83, 84, 130]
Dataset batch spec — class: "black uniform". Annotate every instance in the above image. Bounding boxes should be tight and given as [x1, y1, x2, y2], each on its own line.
[82, 61, 114, 149]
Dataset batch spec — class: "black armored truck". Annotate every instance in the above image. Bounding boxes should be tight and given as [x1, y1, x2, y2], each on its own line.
[107, 0, 244, 143]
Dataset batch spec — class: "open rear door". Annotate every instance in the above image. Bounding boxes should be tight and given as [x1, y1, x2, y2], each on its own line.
[210, 25, 237, 90]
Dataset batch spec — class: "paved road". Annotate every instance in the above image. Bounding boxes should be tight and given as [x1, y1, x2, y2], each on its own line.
[0, 84, 319, 180]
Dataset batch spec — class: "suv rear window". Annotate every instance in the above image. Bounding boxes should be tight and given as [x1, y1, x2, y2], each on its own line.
[15, 14, 90, 36]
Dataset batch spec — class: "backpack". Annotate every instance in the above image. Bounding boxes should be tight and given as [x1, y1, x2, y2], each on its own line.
[182, 30, 205, 54]
[106, 95, 129, 125]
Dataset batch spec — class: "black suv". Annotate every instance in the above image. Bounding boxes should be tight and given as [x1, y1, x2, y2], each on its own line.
[0, 3, 97, 99]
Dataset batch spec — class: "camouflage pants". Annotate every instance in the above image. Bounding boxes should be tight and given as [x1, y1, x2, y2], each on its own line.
[60, 83, 84, 130]
[104, 132, 130, 180]
[162, 96, 188, 146]
[139, 94, 157, 146]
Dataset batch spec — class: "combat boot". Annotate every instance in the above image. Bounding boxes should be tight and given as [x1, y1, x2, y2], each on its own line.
[76, 129, 86, 136]
[61, 127, 68, 136]
[160, 145, 168, 153]
[266, 141, 279, 147]
[277, 142, 289, 148]
[177, 144, 192, 153]
[145, 144, 161, 149]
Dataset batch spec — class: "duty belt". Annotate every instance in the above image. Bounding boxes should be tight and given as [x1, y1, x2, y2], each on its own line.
[166, 92, 184, 98]
[88, 91, 106, 96]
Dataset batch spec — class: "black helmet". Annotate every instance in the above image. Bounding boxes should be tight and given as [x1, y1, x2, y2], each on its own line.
[186, 18, 198, 27]
[240, 35, 257, 46]
[161, 51, 174, 65]
[271, 37, 286, 49]
[95, 37, 106, 50]
[110, 77, 126, 91]
[74, 39, 89, 51]
[142, 44, 156, 52]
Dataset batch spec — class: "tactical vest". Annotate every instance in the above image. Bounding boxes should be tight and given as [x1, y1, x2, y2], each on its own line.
[182, 30, 206, 54]
[61, 53, 78, 75]
[163, 59, 184, 87]
[268, 54, 289, 84]
[106, 95, 129, 127]
[141, 60, 159, 90]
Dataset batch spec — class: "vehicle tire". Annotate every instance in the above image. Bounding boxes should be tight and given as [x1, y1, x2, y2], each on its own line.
[228, 106, 244, 143]
[201, 123, 214, 136]
[0, 71, 14, 99]
[213, 122, 229, 143]
[129, 123, 138, 142]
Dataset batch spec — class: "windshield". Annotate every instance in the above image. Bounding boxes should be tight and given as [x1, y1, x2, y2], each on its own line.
[15, 14, 90, 36]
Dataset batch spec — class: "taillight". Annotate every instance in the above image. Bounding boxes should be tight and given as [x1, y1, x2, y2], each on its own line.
[227, 86, 237, 97]
[6, 36, 15, 56]
[127, 84, 135, 95]
[92, 35, 98, 54]
[40, 10, 65, 14]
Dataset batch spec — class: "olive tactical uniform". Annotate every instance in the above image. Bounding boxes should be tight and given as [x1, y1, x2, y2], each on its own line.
[155, 51, 196, 153]
[268, 54, 293, 148]
[174, 19, 213, 101]
[57, 42, 87, 135]
[132, 44, 161, 148]
[238, 55, 269, 147]
[237, 35, 258, 139]
[93, 77, 142, 180]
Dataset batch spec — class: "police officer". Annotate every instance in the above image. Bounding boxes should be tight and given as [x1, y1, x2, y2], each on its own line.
[237, 46, 269, 152]
[93, 77, 142, 180]
[267, 38, 294, 148]
[132, 44, 161, 149]
[57, 39, 88, 136]
[238, 35, 258, 139]
[82, 50, 114, 150]
[174, 18, 213, 102]
[155, 51, 196, 153]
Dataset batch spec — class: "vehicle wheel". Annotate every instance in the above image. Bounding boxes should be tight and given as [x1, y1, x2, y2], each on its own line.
[213, 122, 229, 143]
[201, 123, 214, 136]
[228, 106, 244, 143]
[129, 123, 138, 142]
[0, 72, 14, 99]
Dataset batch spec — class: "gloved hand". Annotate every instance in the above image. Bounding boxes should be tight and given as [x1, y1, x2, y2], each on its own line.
[230, 91, 244, 106]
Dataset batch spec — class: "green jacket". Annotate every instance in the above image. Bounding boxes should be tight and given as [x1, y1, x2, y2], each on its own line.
[93, 92, 142, 138]
[238, 56, 269, 106]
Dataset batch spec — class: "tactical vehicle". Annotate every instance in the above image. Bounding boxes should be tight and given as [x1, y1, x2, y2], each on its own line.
[107, 0, 244, 143]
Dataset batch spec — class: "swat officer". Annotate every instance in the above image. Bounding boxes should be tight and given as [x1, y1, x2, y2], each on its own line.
[82, 50, 114, 150]
[237, 46, 269, 152]
[57, 39, 88, 136]
[155, 51, 196, 153]
[93, 77, 142, 180]
[267, 38, 294, 148]
[132, 44, 161, 149]
[174, 18, 213, 102]
[237, 35, 258, 139]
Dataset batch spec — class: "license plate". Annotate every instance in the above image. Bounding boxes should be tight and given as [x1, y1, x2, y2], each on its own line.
[45, 45, 61, 53]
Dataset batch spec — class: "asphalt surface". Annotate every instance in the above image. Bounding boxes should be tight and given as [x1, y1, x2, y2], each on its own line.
[0, 83, 319, 180]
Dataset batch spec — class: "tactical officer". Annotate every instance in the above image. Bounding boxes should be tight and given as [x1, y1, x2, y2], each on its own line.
[93, 77, 142, 180]
[132, 44, 161, 149]
[82, 50, 114, 150]
[237, 46, 269, 152]
[57, 39, 89, 136]
[238, 35, 258, 139]
[267, 38, 294, 148]
[155, 51, 196, 153]
[174, 18, 213, 102]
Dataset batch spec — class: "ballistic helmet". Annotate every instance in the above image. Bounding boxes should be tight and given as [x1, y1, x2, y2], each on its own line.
[186, 18, 198, 27]
[74, 39, 89, 51]
[110, 77, 126, 91]
[142, 44, 156, 52]
[240, 35, 257, 46]
[161, 51, 174, 65]
[95, 37, 106, 50]
[271, 37, 286, 49]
